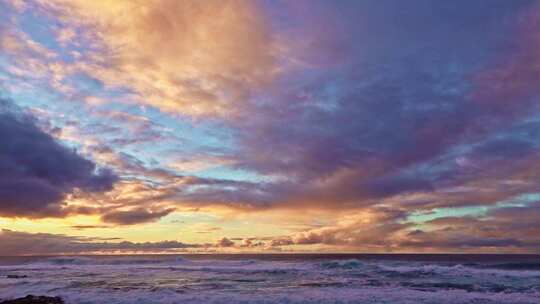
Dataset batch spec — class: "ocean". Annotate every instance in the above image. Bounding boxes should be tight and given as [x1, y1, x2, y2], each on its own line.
[1, 254, 539, 303]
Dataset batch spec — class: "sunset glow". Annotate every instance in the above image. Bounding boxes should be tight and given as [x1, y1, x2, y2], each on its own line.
[2, 0, 540, 256]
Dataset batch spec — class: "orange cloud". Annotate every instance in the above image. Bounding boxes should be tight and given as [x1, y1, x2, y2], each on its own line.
[35, 0, 281, 117]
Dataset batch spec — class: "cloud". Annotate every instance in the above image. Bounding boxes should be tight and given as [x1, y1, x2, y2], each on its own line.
[7, 0, 539, 215]
[397, 201, 540, 252]
[198, 0, 540, 216]
[471, 2, 540, 117]
[239, 238, 265, 248]
[0, 99, 117, 218]
[70, 225, 111, 230]
[101, 208, 175, 225]
[216, 237, 235, 247]
[260, 201, 540, 253]
[31, 0, 281, 117]
[0, 229, 200, 255]
[195, 226, 222, 234]
[270, 237, 294, 247]
[287, 208, 411, 249]
[48, 1, 540, 235]
[3, 0, 540, 252]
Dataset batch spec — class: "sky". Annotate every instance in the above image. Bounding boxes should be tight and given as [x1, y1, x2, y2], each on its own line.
[1, 0, 540, 255]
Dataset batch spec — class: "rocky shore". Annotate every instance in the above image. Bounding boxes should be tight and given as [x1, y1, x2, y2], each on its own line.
[0, 295, 64, 304]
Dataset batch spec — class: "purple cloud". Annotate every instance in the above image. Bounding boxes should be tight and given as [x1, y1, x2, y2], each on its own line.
[0, 229, 200, 255]
[101, 208, 175, 225]
[0, 99, 117, 218]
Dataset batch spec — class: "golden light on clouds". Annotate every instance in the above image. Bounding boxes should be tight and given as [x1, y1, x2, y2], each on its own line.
[34, 0, 282, 117]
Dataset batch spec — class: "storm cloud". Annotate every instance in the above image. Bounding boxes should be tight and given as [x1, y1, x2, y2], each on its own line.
[0, 99, 117, 218]
[101, 208, 175, 225]
[191, 0, 540, 214]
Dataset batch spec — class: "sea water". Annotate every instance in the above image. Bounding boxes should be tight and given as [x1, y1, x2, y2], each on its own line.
[0, 254, 539, 303]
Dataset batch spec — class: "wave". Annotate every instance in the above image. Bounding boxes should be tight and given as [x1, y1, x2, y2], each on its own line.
[19, 257, 303, 275]
[377, 263, 540, 279]
[3, 285, 540, 304]
[486, 262, 540, 270]
[319, 259, 363, 270]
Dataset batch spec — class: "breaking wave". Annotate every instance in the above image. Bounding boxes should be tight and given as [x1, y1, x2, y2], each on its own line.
[319, 259, 363, 269]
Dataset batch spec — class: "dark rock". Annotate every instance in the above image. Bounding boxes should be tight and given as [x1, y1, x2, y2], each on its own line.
[6, 275, 28, 279]
[0, 295, 64, 304]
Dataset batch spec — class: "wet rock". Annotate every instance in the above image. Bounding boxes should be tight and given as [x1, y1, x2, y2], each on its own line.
[6, 275, 28, 279]
[0, 295, 64, 304]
